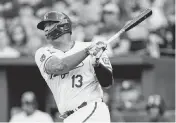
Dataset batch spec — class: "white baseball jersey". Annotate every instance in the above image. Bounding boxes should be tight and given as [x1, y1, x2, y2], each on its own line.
[35, 41, 112, 115]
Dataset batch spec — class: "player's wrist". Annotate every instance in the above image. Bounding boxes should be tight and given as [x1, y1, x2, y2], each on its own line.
[93, 59, 100, 67]
[85, 47, 91, 56]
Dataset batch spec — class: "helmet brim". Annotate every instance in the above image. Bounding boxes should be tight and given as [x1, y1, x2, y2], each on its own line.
[37, 20, 59, 30]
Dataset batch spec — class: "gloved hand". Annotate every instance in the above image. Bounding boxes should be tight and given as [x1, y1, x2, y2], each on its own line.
[87, 41, 107, 57]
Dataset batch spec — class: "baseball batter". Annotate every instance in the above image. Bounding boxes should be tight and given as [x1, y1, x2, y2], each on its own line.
[35, 11, 113, 122]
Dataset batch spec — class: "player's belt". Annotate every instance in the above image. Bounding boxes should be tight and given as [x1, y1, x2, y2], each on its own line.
[60, 98, 103, 119]
[60, 102, 87, 119]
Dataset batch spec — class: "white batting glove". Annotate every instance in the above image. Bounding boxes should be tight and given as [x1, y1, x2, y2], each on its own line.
[87, 41, 107, 57]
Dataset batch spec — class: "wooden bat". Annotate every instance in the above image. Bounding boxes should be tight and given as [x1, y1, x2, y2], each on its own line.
[95, 9, 152, 60]
[107, 8, 152, 44]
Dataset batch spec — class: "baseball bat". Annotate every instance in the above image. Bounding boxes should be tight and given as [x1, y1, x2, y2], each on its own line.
[107, 8, 152, 44]
[95, 9, 152, 60]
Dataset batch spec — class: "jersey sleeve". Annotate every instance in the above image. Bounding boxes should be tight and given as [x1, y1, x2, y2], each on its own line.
[35, 47, 62, 80]
[35, 48, 54, 71]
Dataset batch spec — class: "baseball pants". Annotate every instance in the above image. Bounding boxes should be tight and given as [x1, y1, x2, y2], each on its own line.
[63, 99, 110, 123]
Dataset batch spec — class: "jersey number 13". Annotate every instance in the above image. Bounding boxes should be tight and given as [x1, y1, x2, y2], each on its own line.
[72, 75, 83, 88]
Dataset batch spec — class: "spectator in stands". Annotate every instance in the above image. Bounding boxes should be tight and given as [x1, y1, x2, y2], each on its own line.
[17, 3, 43, 56]
[25, 34, 42, 56]
[68, 10, 84, 42]
[9, 91, 53, 122]
[162, 0, 175, 54]
[146, 94, 172, 122]
[81, 20, 100, 42]
[109, 82, 125, 122]
[8, 24, 29, 56]
[18, 3, 38, 37]
[70, 0, 102, 22]
[0, 29, 20, 58]
[10, 107, 22, 117]
[52, 0, 70, 15]
[146, 0, 169, 58]
[99, 3, 121, 38]
[7, 22, 42, 56]
[99, 3, 130, 57]
[117, 80, 145, 111]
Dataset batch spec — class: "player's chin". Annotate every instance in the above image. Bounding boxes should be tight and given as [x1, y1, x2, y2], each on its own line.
[45, 37, 53, 42]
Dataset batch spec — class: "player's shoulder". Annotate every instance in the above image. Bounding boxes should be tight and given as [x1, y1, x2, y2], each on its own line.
[35, 45, 51, 55]
[35, 46, 52, 65]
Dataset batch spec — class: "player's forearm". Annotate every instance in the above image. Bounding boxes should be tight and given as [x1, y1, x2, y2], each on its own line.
[94, 63, 113, 88]
[61, 49, 89, 73]
[45, 48, 89, 75]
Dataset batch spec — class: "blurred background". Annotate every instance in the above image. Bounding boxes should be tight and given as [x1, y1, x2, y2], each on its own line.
[0, 0, 175, 122]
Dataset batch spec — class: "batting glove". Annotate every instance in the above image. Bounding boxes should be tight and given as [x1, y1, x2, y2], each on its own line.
[87, 41, 107, 57]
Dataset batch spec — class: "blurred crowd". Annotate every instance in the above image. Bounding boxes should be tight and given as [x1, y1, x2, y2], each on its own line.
[0, 0, 175, 58]
[9, 85, 175, 122]
[103, 80, 175, 122]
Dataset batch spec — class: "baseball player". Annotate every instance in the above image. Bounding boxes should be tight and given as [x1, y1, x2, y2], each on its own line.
[35, 11, 113, 122]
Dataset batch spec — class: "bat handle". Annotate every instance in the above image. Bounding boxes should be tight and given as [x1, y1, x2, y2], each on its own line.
[107, 29, 125, 44]
[94, 28, 125, 65]
[95, 29, 125, 64]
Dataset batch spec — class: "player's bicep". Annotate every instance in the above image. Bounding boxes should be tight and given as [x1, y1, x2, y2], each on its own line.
[44, 56, 67, 75]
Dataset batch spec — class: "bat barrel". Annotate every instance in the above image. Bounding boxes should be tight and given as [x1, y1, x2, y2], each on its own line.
[123, 9, 152, 32]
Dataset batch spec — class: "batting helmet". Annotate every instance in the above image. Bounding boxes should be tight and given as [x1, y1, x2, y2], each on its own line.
[37, 11, 72, 40]
[146, 95, 166, 115]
